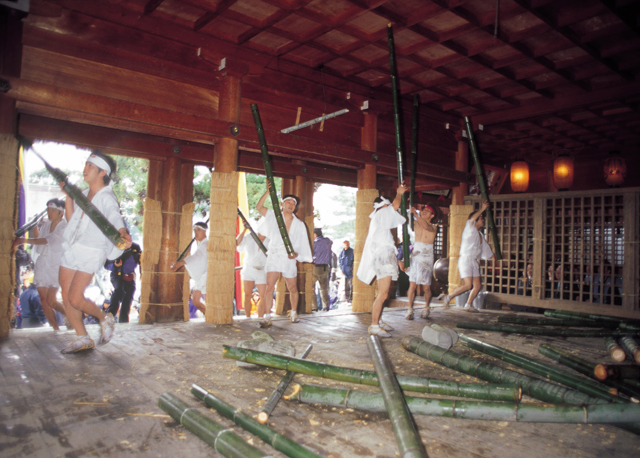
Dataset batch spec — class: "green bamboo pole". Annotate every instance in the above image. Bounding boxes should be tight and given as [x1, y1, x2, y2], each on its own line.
[290, 383, 640, 424]
[158, 393, 269, 458]
[544, 310, 598, 321]
[367, 335, 427, 458]
[386, 24, 410, 268]
[463, 116, 502, 260]
[606, 337, 627, 362]
[251, 103, 295, 257]
[258, 344, 312, 424]
[538, 344, 640, 399]
[455, 322, 640, 337]
[223, 345, 522, 402]
[402, 336, 640, 436]
[594, 364, 640, 382]
[497, 316, 619, 328]
[409, 94, 419, 231]
[14, 207, 47, 237]
[191, 384, 322, 458]
[545, 309, 640, 325]
[401, 336, 607, 405]
[620, 336, 640, 363]
[238, 207, 268, 255]
[620, 323, 640, 331]
[460, 335, 618, 400]
[30, 149, 127, 250]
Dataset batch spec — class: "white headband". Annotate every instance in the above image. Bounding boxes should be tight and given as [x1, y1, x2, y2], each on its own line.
[87, 154, 111, 175]
[282, 196, 298, 204]
[370, 198, 391, 218]
[47, 202, 64, 211]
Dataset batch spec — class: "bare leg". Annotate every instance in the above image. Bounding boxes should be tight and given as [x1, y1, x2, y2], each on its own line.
[192, 290, 206, 314]
[371, 276, 391, 325]
[466, 277, 482, 306]
[284, 276, 299, 313]
[447, 277, 473, 300]
[46, 287, 66, 316]
[59, 267, 106, 337]
[242, 280, 255, 317]
[407, 282, 417, 310]
[263, 272, 279, 316]
[37, 286, 59, 330]
[255, 283, 266, 317]
[424, 285, 433, 307]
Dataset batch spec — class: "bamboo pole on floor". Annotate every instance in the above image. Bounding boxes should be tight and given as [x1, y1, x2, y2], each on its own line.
[158, 393, 269, 458]
[497, 316, 619, 328]
[367, 335, 427, 458]
[620, 336, 640, 364]
[222, 345, 522, 401]
[191, 384, 322, 458]
[455, 322, 640, 337]
[290, 384, 640, 423]
[606, 337, 627, 362]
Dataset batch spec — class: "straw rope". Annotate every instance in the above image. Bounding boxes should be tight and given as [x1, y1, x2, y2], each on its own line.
[0, 135, 19, 338]
[447, 204, 474, 300]
[139, 198, 162, 323]
[206, 172, 237, 324]
[352, 188, 379, 313]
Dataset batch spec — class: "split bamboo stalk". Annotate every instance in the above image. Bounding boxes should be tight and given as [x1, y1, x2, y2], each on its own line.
[222, 345, 521, 401]
[463, 116, 502, 260]
[455, 322, 639, 338]
[251, 103, 295, 257]
[191, 385, 322, 458]
[620, 336, 640, 364]
[497, 316, 619, 328]
[158, 393, 269, 458]
[460, 335, 619, 400]
[409, 94, 419, 231]
[290, 383, 640, 424]
[538, 344, 640, 399]
[258, 344, 313, 424]
[401, 336, 609, 405]
[606, 337, 627, 362]
[386, 24, 410, 268]
[238, 207, 267, 255]
[367, 335, 427, 458]
[30, 148, 127, 249]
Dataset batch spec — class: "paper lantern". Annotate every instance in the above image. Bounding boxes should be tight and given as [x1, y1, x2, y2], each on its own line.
[553, 155, 574, 191]
[604, 153, 626, 187]
[510, 160, 529, 193]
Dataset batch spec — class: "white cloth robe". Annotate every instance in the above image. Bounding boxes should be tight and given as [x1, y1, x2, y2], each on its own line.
[258, 209, 312, 263]
[459, 219, 494, 261]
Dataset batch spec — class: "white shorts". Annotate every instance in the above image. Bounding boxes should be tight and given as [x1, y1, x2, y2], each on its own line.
[193, 274, 207, 293]
[265, 250, 298, 278]
[372, 246, 398, 281]
[241, 264, 267, 284]
[33, 256, 61, 288]
[408, 243, 433, 285]
[458, 256, 480, 279]
[60, 243, 107, 275]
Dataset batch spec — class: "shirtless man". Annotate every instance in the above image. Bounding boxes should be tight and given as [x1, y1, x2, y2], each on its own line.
[404, 205, 437, 320]
[257, 182, 312, 325]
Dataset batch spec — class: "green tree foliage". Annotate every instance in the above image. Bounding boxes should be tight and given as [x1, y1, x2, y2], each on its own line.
[245, 173, 282, 220]
[111, 156, 149, 231]
[193, 166, 212, 218]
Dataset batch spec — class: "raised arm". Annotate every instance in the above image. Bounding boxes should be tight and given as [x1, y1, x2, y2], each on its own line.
[256, 182, 271, 217]
[469, 200, 490, 223]
[391, 182, 408, 211]
[236, 227, 248, 246]
[60, 182, 74, 222]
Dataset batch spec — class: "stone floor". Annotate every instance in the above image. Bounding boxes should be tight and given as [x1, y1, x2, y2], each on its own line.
[1, 301, 639, 457]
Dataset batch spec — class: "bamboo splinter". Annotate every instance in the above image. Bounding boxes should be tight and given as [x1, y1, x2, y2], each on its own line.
[251, 103, 295, 257]
[387, 24, 410, 268]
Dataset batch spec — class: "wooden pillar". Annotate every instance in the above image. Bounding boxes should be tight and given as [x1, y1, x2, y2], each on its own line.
[275, 178, 294, 314]
[353, 104, 379, 314]
[207, 64, 245, 324]
[293, 165, 311, 313]
[180, 163, 194, 208]
[451, 134, 468, 205]
[141, 159, 164, 320]
[447, 204, 474, 305]
[304, 180, 315, 313]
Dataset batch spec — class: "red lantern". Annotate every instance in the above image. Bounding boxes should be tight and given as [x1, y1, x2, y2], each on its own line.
[604, 153, 626, 187]
[553, 155, 574, 191]
[510, 160, 529, 193]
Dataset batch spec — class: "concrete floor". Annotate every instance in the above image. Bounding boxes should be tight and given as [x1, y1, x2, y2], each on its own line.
[1, 302, 639, 458]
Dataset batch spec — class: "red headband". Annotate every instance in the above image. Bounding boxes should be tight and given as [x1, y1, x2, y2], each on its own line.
[423, 205, 435, 214]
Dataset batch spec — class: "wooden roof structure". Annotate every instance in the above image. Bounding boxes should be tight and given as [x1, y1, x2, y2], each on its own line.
[3, 0, 640, 194]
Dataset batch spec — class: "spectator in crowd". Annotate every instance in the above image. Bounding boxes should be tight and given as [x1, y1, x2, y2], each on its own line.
[338, 240, 354, 302]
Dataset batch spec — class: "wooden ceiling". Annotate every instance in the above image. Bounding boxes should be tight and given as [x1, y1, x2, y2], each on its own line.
[7, 0, 640, 191]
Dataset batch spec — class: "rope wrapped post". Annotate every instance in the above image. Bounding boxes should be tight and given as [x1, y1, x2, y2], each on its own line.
[158, 393, 269, 458]
[191, 384, 322, 458]
[29, 147, 127, 250]
[238, 207, 268, 255]
[251, 103, 295, 257]
[463, 116, 502, 260]
[386, 24, 410, 268]
[367, 335, 428, 458]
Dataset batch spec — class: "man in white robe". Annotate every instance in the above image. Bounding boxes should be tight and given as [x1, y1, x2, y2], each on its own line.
[172, 222, 208, 314]
[357, 183, 407, 337]
[443, 200, 495, 312]
[236, 219, 269, 321]
[257, 184, 312, 324]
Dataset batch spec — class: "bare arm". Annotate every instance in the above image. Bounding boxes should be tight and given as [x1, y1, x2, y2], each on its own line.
[60, 182, 74, 222]
[411, 207, 435, 233]
[469, 200, 490, 223]
[13, 237, 47, 248]
[391, 182, 408, 211]
[236, 227, 247, 246]
[256, 183, 270, 217]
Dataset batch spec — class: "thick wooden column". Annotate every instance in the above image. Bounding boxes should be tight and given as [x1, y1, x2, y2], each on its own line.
[156, 156, 184, 321]
[451, 134, 468, 205]
[304, 180, 315, 313]
[293, 165, 311, 313]
[207, 64, 246, 324]
[353, 111, 379, 313]
[275, 178, 294, 315]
